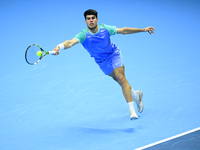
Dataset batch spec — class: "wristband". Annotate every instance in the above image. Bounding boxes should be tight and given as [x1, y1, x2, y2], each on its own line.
[58, 43, 64, 50]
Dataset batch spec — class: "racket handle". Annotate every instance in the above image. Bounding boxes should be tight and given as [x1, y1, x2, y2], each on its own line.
[48, 51, 56, 54]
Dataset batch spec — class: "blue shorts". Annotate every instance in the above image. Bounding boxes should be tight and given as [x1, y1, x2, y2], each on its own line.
[95, 50, 125, 75]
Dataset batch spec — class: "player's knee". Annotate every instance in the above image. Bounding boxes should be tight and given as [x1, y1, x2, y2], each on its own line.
[117, 75, 127, 87]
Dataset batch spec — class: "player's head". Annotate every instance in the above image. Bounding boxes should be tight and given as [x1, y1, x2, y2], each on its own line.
[84, 9, 98, 31]
[84, 9, 98, 20]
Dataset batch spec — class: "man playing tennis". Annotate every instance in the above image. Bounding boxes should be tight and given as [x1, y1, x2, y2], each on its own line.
[53, 9, 155, 120]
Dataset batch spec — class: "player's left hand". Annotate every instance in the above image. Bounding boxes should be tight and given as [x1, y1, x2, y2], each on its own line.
[144, 27, 155, 34]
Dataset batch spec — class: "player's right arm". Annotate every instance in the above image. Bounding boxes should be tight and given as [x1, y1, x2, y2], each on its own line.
[53, 38, 79, 55]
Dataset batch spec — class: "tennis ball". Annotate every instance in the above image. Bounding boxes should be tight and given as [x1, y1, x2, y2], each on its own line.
[36, 51, 42, 57]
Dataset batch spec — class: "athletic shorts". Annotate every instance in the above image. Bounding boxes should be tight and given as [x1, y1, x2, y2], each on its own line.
[95, 50, 125, 75]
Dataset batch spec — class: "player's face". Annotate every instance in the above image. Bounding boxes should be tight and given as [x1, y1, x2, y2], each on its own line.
[85, 15, 98, 32]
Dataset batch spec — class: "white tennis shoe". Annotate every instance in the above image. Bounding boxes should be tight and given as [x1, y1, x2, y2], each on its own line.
[133, 90, 144, 113]
[130, 110, 139, 120]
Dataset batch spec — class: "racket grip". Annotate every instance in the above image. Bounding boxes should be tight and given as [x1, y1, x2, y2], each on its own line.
[48, 51, 56, 54]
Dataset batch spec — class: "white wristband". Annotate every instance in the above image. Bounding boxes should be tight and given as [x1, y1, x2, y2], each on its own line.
[58, 43, 64, 50]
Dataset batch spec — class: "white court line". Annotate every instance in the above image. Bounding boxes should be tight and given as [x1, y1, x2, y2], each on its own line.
[134, 127, 200, 150]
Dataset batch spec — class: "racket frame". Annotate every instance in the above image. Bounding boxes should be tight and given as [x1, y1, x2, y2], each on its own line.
[25, 44, 55, 65]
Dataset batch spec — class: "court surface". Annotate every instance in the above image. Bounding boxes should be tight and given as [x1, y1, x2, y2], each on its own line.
[0, 0, 200, 150]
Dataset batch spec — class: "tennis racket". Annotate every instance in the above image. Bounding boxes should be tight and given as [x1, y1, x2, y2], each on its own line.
[25, 44, 56, 65]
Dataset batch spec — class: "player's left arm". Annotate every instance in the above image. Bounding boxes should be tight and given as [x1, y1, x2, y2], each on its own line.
[116, 27, 155, 35]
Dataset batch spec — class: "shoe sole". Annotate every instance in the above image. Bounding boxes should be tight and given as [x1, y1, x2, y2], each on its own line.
[130, 117, 139, 120]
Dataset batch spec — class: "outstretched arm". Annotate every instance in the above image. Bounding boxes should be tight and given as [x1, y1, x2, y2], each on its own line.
[116, 27, 155, 35]
[52, 38, 79, 55]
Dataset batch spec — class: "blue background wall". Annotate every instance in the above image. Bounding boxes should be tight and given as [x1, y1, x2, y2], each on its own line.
[0, 0, 200, 149]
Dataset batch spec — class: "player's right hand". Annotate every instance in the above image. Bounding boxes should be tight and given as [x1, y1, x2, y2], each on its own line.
[52, 46, 60, 55]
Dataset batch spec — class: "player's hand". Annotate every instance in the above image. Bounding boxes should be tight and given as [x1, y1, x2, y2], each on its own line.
[52, 46, 60, 55]
[144, 27, 155, 34]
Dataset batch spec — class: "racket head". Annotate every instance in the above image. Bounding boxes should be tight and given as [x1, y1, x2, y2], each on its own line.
[25, 44, 47, 65]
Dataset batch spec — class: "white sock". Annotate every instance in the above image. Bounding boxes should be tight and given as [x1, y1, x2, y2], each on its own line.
[128, 102, 135, 111]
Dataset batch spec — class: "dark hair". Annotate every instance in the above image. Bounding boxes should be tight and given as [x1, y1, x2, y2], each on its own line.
[84, 9, 98, 19]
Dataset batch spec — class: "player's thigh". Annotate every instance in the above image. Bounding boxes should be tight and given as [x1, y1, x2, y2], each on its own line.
[114, 66, 125, 76]
[109, 66, 125, 81]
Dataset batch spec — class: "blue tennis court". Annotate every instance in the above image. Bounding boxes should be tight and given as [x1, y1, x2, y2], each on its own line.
[0, 0, 200, 149]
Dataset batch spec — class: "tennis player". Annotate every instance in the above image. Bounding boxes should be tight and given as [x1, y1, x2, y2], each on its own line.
[52, 9, 155, 120]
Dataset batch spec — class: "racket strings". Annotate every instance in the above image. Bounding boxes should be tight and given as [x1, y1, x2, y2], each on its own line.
[25, 45, 43, 65]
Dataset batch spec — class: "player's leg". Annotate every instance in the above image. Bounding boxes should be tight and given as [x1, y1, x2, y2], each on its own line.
[99, 51, 143, 116]
[109, 66, 132, 102]
[109, 66, 139, 120]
